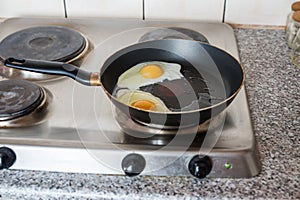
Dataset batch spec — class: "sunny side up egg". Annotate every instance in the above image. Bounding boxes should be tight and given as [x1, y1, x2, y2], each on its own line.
[116, 89, 170, 112]
[117, 61, 183, 90]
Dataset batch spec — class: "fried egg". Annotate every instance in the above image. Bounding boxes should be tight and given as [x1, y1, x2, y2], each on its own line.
[116, 89, 170, 112]
[117, 61, 183, 90]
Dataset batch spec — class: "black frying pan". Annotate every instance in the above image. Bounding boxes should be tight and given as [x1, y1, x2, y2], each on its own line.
[1, 40, 244, 129]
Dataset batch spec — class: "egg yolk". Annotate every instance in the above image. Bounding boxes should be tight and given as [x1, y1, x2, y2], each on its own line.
[131, 100, 156, 111]
[139, 64, 163, 79]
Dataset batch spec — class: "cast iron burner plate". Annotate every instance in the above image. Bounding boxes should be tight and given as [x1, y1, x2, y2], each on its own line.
[0, 26, 86, 62]
[0, 79, 43, 120]
[139, 27, 209, 43]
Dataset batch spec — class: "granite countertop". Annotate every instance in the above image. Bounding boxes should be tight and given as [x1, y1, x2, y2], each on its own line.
[0, 27, 299, 199]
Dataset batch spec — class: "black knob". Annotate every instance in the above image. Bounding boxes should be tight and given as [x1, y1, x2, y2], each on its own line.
[0, 147, 16, 170]
[121, 153, 146, 177]
[188, 155, 212, 179]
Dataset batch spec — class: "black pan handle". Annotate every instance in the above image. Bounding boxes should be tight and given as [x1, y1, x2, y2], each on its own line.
[4, 57, 101, 86]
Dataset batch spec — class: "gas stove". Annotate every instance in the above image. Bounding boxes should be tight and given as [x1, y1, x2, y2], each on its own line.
[0, 18, 260, 178]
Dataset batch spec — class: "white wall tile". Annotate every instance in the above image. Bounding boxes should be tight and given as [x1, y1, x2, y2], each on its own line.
[144, 0, 224, 21]
[66, 0, 143, 19]
[0, 0, 65, 17]
[225, 0, 296, 26]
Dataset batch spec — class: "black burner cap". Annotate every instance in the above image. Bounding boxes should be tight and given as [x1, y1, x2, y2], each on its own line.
[0, 79, 44, 120]
[0, 26, 86, 62]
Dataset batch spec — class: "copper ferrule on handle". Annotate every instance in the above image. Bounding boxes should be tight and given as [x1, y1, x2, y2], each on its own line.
[90, 72, 101, 86]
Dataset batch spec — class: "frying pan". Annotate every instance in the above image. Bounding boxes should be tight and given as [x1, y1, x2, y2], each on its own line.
[1, 39, 244, 129]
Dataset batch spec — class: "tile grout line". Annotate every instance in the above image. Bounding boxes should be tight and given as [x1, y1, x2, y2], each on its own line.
[63, 0, 68, 18]
[142, 0, 145, 20]
[222, 0, 227, 23]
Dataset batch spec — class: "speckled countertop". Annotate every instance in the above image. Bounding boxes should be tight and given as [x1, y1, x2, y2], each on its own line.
[0, 27, 299, 199]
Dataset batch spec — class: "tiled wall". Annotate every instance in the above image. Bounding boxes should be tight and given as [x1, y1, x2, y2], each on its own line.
[225, 0, 295, 26]
[144, 0, 224, 22]
[0, 0, 297, 26]
[65, 0, 143, 19]
[0, 0, 65, 17]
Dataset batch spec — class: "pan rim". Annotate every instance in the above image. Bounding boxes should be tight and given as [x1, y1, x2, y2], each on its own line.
[100, 39, 245, 115]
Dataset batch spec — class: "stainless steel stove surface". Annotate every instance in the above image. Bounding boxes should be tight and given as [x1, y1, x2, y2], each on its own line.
[0, 18, 261, 178]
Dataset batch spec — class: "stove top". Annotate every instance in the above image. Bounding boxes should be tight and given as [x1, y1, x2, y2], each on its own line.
[0, 18, 260, 178]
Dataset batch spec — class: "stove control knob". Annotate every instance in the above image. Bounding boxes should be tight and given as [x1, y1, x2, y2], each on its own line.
[122, 153, 146, 177]
[188, 155, 212, 179]
[0, 147, 16, 170]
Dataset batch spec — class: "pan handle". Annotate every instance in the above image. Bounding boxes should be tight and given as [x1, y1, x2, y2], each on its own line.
[4, 57, 101, 86]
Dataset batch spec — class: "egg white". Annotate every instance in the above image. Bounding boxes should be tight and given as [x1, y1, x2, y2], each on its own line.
[116, 89, 170, 112]
[117, 61, 183, 90]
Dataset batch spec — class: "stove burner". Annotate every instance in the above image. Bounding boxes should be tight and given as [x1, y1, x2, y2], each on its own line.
[0, 26, 89, 81]
[114, 108, 225, 136]
[0, 79, 44, 120]
[139, 27, 209, 43]
[0, 26, 86, 62]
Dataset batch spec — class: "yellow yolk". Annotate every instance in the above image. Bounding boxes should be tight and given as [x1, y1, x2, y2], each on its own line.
[139, 64, 163, 79]
[131, 100, 156, 111]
